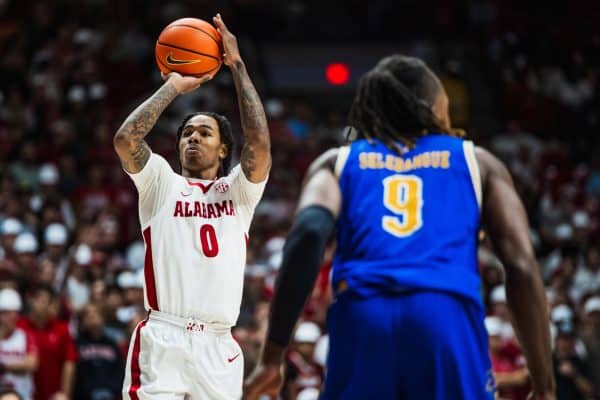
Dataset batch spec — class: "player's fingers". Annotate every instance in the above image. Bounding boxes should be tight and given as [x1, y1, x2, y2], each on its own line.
[212, 16, 221, 32]
[216, 13, 231, 33]
[213, 13, 225, 30]
[165, 71, 182, 79]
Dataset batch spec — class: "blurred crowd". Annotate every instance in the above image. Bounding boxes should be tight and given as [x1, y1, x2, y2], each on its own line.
[0, 1, 598, 399]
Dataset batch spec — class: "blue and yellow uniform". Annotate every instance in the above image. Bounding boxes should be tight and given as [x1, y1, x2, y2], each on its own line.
[322, 135, 494, 399]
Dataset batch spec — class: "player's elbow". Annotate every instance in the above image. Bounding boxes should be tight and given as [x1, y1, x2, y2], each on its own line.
[113, 130, 126, 148]
[113, 130, 134, 154]
[285, 207, 335, 253]
[503, 254, 539, 283]
[247, 137, 271, 155]
[287, 221, 325, 251]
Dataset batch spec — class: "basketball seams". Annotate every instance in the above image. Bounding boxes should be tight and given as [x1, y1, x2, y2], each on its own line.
[155, 55, 170, 74]
[162, 23, 221, 47]
[156, 41, 220, 61]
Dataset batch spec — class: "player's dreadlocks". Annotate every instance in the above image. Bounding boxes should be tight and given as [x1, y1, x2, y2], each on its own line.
[175, 111, 235, 177]
[349, 54, 462, 152]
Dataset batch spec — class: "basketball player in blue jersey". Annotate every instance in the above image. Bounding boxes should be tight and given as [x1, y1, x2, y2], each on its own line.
[244, 55, 556, 400]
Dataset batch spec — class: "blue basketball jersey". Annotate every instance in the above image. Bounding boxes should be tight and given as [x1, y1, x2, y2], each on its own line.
[333, 134, 483, 305]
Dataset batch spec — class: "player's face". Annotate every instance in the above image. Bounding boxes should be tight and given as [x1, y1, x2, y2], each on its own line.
[179, 114, 227, 174]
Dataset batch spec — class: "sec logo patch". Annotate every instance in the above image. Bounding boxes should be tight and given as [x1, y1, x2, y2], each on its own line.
[215, 180, 229, 193]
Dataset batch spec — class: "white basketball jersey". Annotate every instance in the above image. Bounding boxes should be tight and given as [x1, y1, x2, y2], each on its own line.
[128, 153, 267, 326]
[0, 328, 34, 400]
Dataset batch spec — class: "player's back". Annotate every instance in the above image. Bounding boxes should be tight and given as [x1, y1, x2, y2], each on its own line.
[333, 134, 482, 304]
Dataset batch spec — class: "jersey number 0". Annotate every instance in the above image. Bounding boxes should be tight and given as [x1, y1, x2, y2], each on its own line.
[382, 175, 424, 237]
[199, 224, 219, 257]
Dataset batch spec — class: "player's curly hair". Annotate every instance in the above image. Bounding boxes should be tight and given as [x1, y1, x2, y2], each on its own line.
[175, 111, 235, 177]
[348, 54, 463, 152]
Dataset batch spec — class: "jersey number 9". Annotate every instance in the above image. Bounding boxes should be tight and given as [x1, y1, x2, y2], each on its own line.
[382, 175, 424, 237]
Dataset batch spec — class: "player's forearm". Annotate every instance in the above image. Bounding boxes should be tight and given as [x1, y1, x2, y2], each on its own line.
[505, 258, 555, 394]
[113, 82, 178, 172]
[260, 341, 287, 365]
[494, 369, 528, 389]
[230, 60, 271, 181]
[264, 207, 334, 351]
[115, 81, 178, 143]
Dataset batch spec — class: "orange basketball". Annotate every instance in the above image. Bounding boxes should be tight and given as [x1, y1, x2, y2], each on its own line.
[155, 18, 222, 77]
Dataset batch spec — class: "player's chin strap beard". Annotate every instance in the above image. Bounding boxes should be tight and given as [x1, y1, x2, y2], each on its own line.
[176, 156, 226, 179]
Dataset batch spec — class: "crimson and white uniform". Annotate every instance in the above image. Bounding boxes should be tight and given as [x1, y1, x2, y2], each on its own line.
[123, 153, 267, 400]
[0, 328, 35, 400]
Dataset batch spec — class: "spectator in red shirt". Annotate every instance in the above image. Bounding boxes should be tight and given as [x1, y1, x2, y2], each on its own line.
[17, 285, 77, 400]
[486, 316, 530, 400]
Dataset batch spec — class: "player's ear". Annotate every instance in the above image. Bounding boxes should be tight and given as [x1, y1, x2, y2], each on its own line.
[219, 143, 228, 160]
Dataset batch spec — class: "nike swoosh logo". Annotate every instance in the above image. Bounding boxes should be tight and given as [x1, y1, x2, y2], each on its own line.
[166, 53, 202, 65]
[227, 353, 240, 363]
[181, 191, 192, 197]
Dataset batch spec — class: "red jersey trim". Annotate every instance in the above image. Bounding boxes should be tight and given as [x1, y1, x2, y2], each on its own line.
[187, 180, 215, 193]
[142, 227, 159, 311]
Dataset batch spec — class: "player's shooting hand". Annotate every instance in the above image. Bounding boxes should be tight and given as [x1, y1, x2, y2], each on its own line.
[243, 362, 284, 400]
[212, 13, 242, 68]
[162, 71, 215, 95]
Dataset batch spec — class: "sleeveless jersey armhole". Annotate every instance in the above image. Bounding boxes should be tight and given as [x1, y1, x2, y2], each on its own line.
[462, 141, 482, 210]
[334, 146, 351, 180]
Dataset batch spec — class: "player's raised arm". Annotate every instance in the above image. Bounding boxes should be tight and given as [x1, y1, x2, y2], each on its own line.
[476, 147, 556, 400]
[113, 73, 213, 174]
[243, 150, 340, 400]
[213, 14, 271, 183]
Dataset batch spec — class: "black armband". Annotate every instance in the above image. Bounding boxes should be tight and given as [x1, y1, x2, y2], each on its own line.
[266, 205, 336, 347]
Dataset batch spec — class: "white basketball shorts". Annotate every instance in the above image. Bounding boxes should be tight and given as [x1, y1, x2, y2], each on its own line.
[122, 310, 244, 400]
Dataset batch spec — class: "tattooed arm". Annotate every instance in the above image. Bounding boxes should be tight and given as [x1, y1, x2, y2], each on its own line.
[113, 82, 177, 173]
[214, 14, 271, 183]
[113, 73, 213, 173]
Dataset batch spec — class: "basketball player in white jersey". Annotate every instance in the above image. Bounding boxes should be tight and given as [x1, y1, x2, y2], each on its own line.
[114, 14, 270, 400]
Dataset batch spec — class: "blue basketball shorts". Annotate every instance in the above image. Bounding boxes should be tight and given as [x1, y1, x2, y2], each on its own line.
[321, 290, 495, 400]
